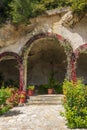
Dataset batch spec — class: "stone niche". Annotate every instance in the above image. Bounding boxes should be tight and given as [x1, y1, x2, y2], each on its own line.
[76, 53, 87, 84]
[27, 38, 67, 85]
[0, 59, 19, 86]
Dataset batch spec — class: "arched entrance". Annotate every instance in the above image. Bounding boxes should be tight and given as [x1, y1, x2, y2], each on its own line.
[75, 43, 87, 84]
[0, 59, 19, 86]
[27, 38, 67, 85]
[0, 52, 23, 91]
[22, 33, 72, 91]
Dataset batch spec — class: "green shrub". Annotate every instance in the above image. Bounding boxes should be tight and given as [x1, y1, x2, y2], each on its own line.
[0, 87, 12, 105]
[66, 0, 87, 14]
[38, 85, 48, 94]
[27, 85, 35, 90]
[54, 83, 63, 94]
[0, 87, 19, 115]
[0, 105, 11, 115]
[63, 79, 87, 129]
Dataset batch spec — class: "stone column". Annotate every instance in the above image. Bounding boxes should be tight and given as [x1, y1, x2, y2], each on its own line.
[71, 53, 77, 83]
[66, 54, 72, 80]
[23, 56, 28, 91]
[19, 63, 24, 91]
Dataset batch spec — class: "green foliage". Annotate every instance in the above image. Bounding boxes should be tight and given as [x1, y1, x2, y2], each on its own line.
[7, 89, 20, 106]
[0, 0, 12, 24]
[8, 0, 68, 24]
[0, 87, 12, 105]
[20, 93, 26, 98]
[38, 83, 63, 94]
[66, 0, 87, 14]
[41, 72, 63, 93]
[63, 79, 87, 128]
[0, 105, 11, 115]
[54, 83, 63, 94]
[9, 0, 34, 23]
[38, 85, 47, 94]
[0, 87, 12, 115]
[0, 87, 19, 115]
[0, 0, 87, 24]
[27, 85, 35, 90]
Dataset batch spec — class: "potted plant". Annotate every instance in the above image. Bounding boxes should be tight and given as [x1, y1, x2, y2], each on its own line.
[27, 85, 35, 96]
[19, 92, 26, 103]
[46, 72, 58, 94]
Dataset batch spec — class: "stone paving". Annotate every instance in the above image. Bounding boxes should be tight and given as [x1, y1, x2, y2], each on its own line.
[0, 105, 86, 130]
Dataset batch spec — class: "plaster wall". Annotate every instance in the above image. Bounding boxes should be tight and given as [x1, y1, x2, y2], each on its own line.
[53, 16, 87, 50]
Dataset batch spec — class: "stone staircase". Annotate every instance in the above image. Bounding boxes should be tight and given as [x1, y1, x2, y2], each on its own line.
[27, 94, 64, 105]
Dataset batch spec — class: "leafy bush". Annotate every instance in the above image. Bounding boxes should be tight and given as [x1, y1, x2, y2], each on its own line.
[0, 87, 12, 105]
[0, 87, 19, 115]
[0, 0, 12, 24]
[27, 85, 35, 90]
[9, 0, 67, 23]
[66, 0, 87, 14]
[5, 88, 20, 107]
[54, 83, 63, 94]
[0, 105, 11, 115]
[63, 79, 87, 129]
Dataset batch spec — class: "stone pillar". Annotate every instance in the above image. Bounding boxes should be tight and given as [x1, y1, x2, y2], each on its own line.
[19, 63, 24, 91]
[71, 53, 77, 83]
[66, 54, 72, 80]
[23, 56, 28, 91]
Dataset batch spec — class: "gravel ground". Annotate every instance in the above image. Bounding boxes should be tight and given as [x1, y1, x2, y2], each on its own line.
[0, 105, 86, 130]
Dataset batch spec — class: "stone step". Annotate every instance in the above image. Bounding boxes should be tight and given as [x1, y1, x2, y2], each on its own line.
[27, 100, 62, 105]
[28, 94, 64, 100]
[27, 94, 64, 105]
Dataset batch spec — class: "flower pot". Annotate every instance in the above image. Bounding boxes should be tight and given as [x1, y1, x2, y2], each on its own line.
[28, 90, 34, 96]
[20, 98, 26, 103]
[48, 88, 54, 94]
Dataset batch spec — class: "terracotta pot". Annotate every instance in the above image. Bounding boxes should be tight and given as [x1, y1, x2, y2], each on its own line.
[20, 98, 26, 103]
[28, 90, 34, 96]
[48, 88, 54, 94]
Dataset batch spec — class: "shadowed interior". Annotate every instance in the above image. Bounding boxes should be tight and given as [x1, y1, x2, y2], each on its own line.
[0, 59, 19, 87]
[76, 53, 87, 84]
[27, 38, 67, 85]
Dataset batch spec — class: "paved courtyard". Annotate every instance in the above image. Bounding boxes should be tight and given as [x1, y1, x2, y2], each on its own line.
[0, 105, 86, 130]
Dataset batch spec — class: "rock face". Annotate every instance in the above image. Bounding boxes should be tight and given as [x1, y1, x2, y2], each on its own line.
[0, 9, 87, 88]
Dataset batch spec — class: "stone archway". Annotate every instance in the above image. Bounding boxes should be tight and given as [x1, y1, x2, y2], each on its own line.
[22, 33, 72, 90]
[0, 52, 23, 91]
[27, 38, 68, 86]
[75, 43, 87, 84]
